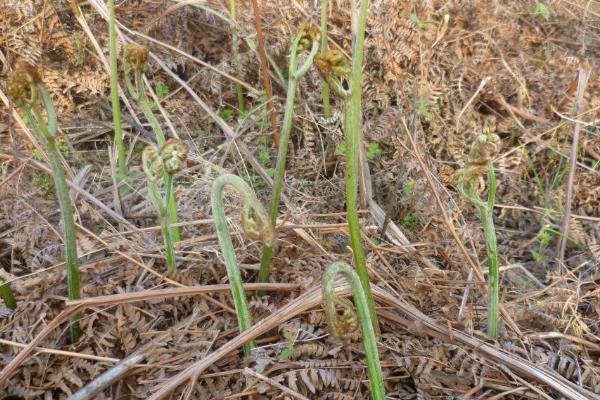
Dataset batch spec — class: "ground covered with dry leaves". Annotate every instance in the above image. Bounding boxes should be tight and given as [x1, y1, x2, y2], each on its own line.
[1, 0, 600, 399]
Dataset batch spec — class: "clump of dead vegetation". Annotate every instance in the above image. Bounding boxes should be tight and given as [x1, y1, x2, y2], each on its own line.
[1, 0, 599, 399]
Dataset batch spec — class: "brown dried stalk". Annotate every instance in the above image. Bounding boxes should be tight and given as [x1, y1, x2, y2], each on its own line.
[0, 282, 297, 386]
[250, 0, 279, 147]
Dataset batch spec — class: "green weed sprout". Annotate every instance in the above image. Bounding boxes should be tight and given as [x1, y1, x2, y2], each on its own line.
[320, 0, 332, 118]
[142, 140, 188, 276]
[314, 0, 380, 335]
[108, 0, 126, 175]
[211, 174, 274, 355]
[229, 0, 245, 112]
[0, 277, 16, 310]
[322, 262, 385, 399]
[457, 130, 501, 339]
[124, 44, 181, 242]
[257, 25, 320, 288]
[8, 63, 81, 341]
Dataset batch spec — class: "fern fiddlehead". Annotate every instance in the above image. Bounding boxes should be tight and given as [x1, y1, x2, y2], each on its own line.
[143, 140, 188, 276]
[322, 261, 385, 399]
[211, 174, 273, 355]
[124, 44, 181, 242]
[457, 125, 501, 339]
[258, 24, 320, 289]
[8, 63, 81, 341]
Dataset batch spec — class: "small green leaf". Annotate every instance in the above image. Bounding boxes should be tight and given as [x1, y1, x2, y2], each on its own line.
[403, 179, 416, 196]
[335, 142, 347, 156]
[279, 347, 294, 360]
[366, 143, 382, 160]
[401, 213, 420, 229]
[409, 13, 426, 30]
[156, 83, 170, 100]
[530, 3, 550, 22]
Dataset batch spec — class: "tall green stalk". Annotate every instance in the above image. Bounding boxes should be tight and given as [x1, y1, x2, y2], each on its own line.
[8, 64, 81, 341]
[143, 140, 188, 276]
[315, 0, 379, 334]
[457, 132, 501, 338]
[108, 0, 126, 176]
[322, 262, 385, 399]
[212, 174, 273, 355]
[124, 45, 180, 242]
[0, 277, 16, 310]
[320, 0, 332, 118]
[229, 0, 245, 113]
[257, 26, 320, 288]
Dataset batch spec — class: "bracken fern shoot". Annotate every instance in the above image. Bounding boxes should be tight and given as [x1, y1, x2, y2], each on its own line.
[258, 24, 320, 289]
[315, 0, 380, 335]
[142, 140, 188, 276]
[322, 261, 385, 399]
[457, 126, 501, 339]
[124, 44, 181, 242]
[8, 62, 81, 342]
[211, 174, 273, 355]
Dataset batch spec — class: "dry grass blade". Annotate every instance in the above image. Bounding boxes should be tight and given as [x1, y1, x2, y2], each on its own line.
[243, 368, 310, 400]
[149, 284, 595, 400]
[147, 285, 342, 399]
[0, 283, 297, 387]
[373, 287, 599, 400]
[556, 68, 589, 263]
[250, 0, 279, 147]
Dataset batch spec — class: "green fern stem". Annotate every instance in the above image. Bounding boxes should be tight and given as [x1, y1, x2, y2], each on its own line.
[257, 27, 319, 289]
[320, 0, 332, 118]
[458, 154, 500, 338]
[344, 0, 379, 335]
[108, 0, 126, 175]
[212, 174, 273, 355]
[0, 277, 16, 310]
[24, 86, 81, 342]
[322, 262, 385, 399]
[125, 54, 180, 242]
[230, 0, 245, 112]
[482, 162, 499, 339]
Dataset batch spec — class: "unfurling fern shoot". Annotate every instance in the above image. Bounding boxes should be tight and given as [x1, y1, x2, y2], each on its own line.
[143, 140, 188, 276]
[457, 129, 501, 339]
[314, 0, 380, 335]
[124, 44, 181, 242]
[258, 25, 320, 288]
[322, 262, 385, 399]
[8, 63, 81, 341]
[211, 174, 273, 355]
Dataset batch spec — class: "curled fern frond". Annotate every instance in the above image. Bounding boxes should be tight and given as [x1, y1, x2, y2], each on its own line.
[322, 261, 385, 399]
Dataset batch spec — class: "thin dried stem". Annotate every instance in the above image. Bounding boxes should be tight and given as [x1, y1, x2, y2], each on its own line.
[250, 0, 279, 146]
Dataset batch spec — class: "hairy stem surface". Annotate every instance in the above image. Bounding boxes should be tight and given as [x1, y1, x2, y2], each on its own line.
[25, 89, 81, 342]
[320, 0, 331, 118]
[230, 0, 245, 112]
[345, 0, 379, 334]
